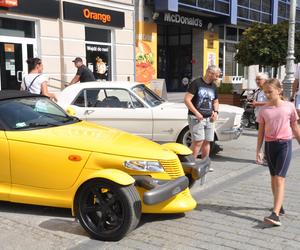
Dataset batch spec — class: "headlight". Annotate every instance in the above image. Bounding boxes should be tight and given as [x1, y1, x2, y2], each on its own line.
[124, 160, 164, 172]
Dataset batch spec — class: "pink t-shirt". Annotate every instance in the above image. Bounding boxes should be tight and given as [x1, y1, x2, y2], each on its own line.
[256, 101, 299, 141]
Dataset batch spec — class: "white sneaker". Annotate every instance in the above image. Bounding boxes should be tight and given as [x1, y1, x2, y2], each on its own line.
[209, 167, 214, 172]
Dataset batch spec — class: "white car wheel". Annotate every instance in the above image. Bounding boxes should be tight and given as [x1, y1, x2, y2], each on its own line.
[177, 126, 218, 156]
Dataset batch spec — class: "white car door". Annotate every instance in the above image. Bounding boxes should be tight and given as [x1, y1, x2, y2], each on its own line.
[72, 88, 153, 139]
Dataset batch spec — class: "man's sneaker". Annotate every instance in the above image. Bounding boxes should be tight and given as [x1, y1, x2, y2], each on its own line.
[264, 212, 281, 226]
[208, 167, 214, 172]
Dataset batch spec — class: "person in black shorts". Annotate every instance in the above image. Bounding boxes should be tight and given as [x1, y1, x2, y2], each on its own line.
[256, 79, 300, 226]
[70, 57, 96, 84]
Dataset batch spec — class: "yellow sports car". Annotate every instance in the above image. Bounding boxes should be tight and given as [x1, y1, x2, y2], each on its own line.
[0, 91, 210, 241]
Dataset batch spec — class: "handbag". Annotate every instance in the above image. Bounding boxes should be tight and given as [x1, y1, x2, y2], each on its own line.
[24, 74, 40, 92]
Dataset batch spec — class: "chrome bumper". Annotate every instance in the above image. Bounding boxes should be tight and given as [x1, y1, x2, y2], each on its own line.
[220, 126, 243, 139]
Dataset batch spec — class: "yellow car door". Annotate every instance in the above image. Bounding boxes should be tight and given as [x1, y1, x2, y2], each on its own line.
[6, 130, 90, 190]
[0, 130, 10, 200]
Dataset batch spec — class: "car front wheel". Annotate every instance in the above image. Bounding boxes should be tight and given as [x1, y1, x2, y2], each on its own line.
[75, 179, 141, 241]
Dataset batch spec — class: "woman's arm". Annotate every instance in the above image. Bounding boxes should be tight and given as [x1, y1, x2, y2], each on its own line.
[41, 81, 57, 101]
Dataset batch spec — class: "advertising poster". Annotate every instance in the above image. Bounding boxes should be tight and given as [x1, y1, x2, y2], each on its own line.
[135, 21, 157, 85]
[203, 31, 219, 73]
[86, 44, 111, 80]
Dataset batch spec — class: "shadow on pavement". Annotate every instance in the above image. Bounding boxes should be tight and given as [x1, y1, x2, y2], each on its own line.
[195, 203, 269, 225]
[212, 155, 255, 164]
[39, 218, 88, 237]
[0, 201, 72, 217]
[137, 213, 185, 229]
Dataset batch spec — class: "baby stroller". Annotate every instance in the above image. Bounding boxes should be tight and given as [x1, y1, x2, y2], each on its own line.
[240, 89, 256, 128]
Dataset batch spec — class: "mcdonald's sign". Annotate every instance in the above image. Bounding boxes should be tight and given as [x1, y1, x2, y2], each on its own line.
[0, 0, 18, 7]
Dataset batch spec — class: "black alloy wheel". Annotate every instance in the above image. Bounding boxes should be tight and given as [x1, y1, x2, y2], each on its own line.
[75, 179, 141, 241]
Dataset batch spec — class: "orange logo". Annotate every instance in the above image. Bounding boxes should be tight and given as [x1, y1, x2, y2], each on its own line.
[83, 8, 111, 24]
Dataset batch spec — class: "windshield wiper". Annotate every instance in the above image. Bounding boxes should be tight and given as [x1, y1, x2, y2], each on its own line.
[61, 116, 81, 123]
[27, 122, 59, 128]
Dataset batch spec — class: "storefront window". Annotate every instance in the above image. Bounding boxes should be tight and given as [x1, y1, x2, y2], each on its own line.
[0, 17, 35, 38]
[225, 43, 237, 76]
[157, 25, 192, 92]
[85, 27, 112, 81]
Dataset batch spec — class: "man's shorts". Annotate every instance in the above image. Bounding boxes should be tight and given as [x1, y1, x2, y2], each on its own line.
[295, 95, 300, 109]
[188, 115, 215, 142]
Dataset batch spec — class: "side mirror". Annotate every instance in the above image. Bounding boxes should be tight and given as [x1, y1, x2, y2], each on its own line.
[66, 106, 76, 116]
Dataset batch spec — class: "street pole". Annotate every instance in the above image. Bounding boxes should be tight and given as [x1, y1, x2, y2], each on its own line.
[283, 0, 296, 97]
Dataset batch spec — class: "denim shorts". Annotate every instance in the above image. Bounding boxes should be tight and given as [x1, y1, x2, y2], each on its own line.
[188, 115, 215, 142]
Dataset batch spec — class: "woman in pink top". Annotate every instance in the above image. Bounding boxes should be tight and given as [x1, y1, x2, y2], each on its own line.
[256, 78, 300, 226]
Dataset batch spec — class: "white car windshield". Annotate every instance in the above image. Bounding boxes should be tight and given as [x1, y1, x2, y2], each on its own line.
[131, 84, 165, 107]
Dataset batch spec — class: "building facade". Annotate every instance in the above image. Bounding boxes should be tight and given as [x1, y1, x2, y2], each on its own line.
[137, 0, 300, 91]
[0, 0, 135, 91]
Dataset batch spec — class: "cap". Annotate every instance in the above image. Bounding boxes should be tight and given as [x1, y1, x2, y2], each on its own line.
[72, 57, 83, 63]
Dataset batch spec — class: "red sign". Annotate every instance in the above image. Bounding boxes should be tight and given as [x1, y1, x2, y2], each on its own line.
[0, 0, 18, 7]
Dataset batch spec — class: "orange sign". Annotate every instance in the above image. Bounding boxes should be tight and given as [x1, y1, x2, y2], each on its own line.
[83, 8, 111, 24]
[0, 0, 18, 7]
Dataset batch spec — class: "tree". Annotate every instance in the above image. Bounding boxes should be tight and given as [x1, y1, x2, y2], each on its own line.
[235, 21, 300, 68]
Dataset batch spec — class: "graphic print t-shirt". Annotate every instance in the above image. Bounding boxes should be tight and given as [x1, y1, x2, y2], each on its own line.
[187, 77, 218, 117]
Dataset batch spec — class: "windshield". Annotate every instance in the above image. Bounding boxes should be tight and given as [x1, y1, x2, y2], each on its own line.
[0, 97, 79, 130]
[131, 84, 165, 107]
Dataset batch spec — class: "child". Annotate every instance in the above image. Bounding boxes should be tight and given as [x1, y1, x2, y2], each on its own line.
[256, 78, 300, 226]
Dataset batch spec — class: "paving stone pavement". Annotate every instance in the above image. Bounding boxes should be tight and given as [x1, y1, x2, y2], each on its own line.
[1, 129, 300, 250]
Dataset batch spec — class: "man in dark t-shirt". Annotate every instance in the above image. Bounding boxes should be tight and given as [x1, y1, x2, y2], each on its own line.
[184, 65, 220, 165]
[70, 57, 96, 84]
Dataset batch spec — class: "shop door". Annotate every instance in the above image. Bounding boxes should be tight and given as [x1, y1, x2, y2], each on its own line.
[0, 42, 23, 90]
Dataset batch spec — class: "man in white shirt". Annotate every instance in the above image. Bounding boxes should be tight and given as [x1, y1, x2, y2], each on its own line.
[291, 63, 300, 118]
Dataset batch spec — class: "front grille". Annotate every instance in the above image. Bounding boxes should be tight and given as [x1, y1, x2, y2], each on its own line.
[160, 158, 184, 179]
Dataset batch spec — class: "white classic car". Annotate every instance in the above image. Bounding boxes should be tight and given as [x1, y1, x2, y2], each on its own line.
[57, 82, 243, 152]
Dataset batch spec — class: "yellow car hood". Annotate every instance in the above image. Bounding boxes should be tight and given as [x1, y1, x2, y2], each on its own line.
[6, 121, 175, 160]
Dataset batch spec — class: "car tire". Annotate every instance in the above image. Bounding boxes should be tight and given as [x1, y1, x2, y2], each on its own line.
[177, 126, 217, 157]
[75, 179, 141, 241]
